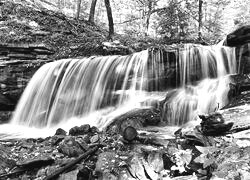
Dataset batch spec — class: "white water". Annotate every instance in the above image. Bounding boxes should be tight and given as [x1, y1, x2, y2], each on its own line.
[0, 44, 238, 139]
[164, 44, 237, 125]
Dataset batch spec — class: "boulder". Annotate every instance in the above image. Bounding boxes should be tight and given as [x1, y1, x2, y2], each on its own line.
[199, 113, 234, 136]
[0, 111, 12, 124]
[68, 124, 91, 136]
[58, 136, 85, 157]
[105, 108, 161, 135]
[55, 128, 67, 136]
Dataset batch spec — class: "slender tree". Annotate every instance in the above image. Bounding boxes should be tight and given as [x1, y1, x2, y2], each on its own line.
[145, 0, 153, 36]
[76, 0, 82, 20]
[198, 0, 203, 40]
[104, 0, 114, 39]
[89, 0, 98, 23]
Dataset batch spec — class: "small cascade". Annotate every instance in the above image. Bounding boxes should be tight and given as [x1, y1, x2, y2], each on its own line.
[163, 44, 237, 125]
[0, 43, 239, 138]
[163, 76, 232, 125]
[178, 44, 236, 85]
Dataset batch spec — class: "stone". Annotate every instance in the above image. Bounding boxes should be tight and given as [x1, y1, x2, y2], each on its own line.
[57, 169, 79, 180]
[51, 135, 65, 145]
[90, 134, 99, 144]
[105, 108, 161, 134]
[79, 124, 91, 134]
[0, 111, 12, 124]
[69, 124, 90, 136]
[55, 128, 67, 136]
[175, 125, 214, 146]
[80, 134, 90, 144]
[75, 138, 89, 151]
[90, 126, 99, 134]
[58, 136, 84, 157]
[77, 167, 92, 180]
[199, 112, 234, 136]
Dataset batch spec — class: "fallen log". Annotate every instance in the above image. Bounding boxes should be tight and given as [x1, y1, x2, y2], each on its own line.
[43, 145, 99, 180]
[122, 126, 138, 142]
[122, 126, 170, 147]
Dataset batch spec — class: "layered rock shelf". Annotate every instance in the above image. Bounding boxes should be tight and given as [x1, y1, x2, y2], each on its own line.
[0, 57, 52, 111]
[0, 43, 54, 61]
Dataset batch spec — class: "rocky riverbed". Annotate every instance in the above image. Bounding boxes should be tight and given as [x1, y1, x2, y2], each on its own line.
[1, 106, 250, 180]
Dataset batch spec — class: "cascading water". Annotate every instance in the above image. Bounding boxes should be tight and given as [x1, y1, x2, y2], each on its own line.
[163, 44, 236, 125]
[0, 43, 238, 138]
[11, 50, 161, 127]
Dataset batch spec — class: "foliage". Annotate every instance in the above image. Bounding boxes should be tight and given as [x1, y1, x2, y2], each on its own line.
[38, 0, 250, 44]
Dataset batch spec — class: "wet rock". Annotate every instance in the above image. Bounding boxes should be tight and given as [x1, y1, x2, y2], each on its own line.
[90, 134, 99, 144]
[51, 135, 65, 145]
[90, 126, 100, 134]
[58, 136, 84, 157]
[77, 167, 92, 180]
[57, 169, 79, 180]
[199, 113, 234, 136]
[69, 124, 90, 136]
[106, 108, 161, 134]
[0, 111, 12, 124]
[75, 137, 89, 151]
[80, 134, 90, 144]
[175, 125, 214, 146]
[55, 128, 67, 136]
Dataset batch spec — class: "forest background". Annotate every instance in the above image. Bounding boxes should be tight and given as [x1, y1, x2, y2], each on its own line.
[52, 0, 250, 44]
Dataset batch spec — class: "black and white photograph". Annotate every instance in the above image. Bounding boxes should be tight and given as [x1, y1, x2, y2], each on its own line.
[0, 0, 250, 179]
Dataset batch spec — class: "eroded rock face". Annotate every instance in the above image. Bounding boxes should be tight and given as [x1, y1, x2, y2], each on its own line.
[0, 59, 52, 111]
[224, 25, 250, 47]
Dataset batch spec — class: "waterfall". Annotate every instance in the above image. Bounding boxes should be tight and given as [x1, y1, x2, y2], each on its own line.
[163, 44, 236, 125]
[0, 43, 238, 138]
[11, 50, 160, 128]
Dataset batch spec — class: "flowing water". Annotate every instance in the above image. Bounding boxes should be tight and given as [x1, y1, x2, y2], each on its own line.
[0, 44, 238, 138]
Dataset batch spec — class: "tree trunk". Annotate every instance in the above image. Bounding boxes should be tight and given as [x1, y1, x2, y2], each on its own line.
[198, 0, 203, 41]
[75, 0, 82, 20]
[145, 1, 153, 36]
[88, 0, 98, 23]
[104, 0, 114, 40]
[57, 0, 62, 11]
